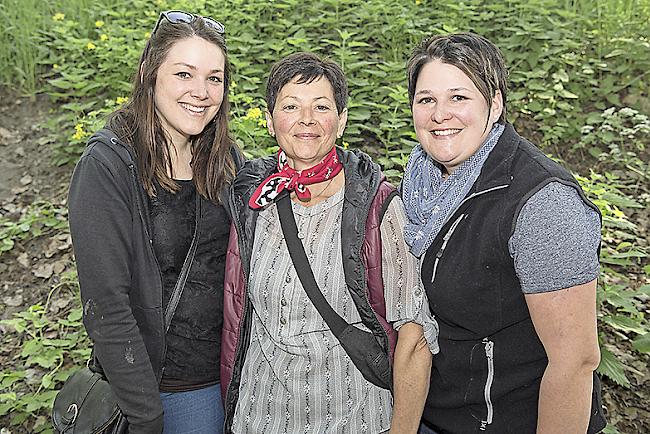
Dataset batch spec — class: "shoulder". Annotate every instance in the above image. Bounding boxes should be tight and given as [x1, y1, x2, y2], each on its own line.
[516, 182, 600, 230]
[337, 147, 380, 178]
[237, 154, 276, 179]
[509, 133, 574, 182]
[80, 128, 135, 170]
[509, 181, 601, 293]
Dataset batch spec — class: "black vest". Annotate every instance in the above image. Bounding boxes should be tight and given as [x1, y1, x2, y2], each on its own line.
[420, 124, 603, 433]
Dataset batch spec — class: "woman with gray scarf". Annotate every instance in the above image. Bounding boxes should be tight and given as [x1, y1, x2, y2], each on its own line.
[401, 33, 606, 434]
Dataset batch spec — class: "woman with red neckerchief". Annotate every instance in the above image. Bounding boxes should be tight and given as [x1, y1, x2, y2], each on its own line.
[220, 52, 438, 434]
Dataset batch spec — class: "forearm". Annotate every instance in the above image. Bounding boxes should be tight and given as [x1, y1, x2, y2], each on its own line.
[536, 362, 594, 434]
[390, 323, 432, 434]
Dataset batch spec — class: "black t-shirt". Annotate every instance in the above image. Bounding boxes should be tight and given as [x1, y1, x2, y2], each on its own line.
[149, 180, 230, 391]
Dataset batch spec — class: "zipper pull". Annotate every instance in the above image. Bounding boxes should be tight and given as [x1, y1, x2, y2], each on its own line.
[483, 338, 494, 359]
[430, 214, 466, 284]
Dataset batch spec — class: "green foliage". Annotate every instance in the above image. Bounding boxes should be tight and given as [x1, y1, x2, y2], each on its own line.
[0, 202, 68, 254]
[0, 273, 90, 432]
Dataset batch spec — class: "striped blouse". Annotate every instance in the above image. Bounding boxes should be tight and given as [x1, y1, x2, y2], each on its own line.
[232, 186, 437, 433]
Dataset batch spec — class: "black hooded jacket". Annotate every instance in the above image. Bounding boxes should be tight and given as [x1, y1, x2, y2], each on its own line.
[68, 129, 242, 433]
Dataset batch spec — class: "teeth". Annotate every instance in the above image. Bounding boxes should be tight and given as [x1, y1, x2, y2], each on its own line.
[432, 129, 461, 136]
[181, 103, 206, 113]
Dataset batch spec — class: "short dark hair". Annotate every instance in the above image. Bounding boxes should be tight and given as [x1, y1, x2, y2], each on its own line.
[407, 32, 508, 123]
[266, 52, 348, 114]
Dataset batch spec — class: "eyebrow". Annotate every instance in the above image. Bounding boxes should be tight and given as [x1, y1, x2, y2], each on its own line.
[279, 95, 333, 102]
[415, 87, 471, 96]
[173, 62, 223, 73]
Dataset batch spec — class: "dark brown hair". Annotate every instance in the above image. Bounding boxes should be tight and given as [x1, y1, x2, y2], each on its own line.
[107, 16, 236, 203]
[266, 52, 348, 114]
[407, 32, 508, 123]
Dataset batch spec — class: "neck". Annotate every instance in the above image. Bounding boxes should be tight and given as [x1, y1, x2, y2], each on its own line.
[291, 170, 344, 207]
[168, 141, 193, 180]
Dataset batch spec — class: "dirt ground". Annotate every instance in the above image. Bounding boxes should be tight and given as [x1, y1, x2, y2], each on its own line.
[0, 91, 648, 432]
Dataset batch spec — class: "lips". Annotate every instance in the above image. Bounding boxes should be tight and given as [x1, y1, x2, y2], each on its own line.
[295, 133, 319, 139]
[180, 102, 208, 114]
[431, 128, 462, 136]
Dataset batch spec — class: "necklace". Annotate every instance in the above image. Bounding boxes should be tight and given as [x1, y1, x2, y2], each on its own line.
[296, 176, 336, 205]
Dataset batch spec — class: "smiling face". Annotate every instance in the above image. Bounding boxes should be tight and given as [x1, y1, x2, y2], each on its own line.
[153, 36, 225, 148]
[412, 59, 502, 175]
[266, 76, 347, 171]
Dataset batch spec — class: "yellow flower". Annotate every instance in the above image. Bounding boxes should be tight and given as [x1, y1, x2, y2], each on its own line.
[72, 124, 85, 141]
[342, 141, 350, 150]
[415, 0, 422, 4]
[53, 13, 65, 21]
[100, 34, 108, 41]
[244, 107, 263, 120]
[95, 20, 105, 28]
[144, 31, 151, 39]
[53, 64, 59, 69]
[116, 96, 129, 105]
[258, 119, 267, 128]
[231, 82, 238, 88]
[86, 42, 97, 50]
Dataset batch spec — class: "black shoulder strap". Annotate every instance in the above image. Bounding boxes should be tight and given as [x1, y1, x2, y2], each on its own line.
[276, 194, 348, 336]
[163, 192, 202, 332]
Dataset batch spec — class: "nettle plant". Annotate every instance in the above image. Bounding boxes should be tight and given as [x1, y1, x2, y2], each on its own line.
[0, 202, 68, 254]
[0, 274, 90, 432]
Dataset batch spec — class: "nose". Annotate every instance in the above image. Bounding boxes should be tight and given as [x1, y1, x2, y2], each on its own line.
[190, 79, 208, 100]
[431, 101, 452, 123]
[298, 107, 315, 125]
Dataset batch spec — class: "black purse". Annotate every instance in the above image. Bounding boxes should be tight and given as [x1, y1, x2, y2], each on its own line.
[52, 194, 202, 433]
[276, 194, 393, 390]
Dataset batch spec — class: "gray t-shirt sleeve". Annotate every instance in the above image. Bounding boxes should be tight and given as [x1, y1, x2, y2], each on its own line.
[508, 181, 601, 294]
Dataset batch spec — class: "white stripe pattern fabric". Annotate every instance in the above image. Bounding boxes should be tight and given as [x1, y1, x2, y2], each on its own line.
[232, 186, 427, 433]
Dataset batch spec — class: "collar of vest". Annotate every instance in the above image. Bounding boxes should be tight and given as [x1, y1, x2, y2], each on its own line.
[471, 122, 520, 193]
[231, 147, 382, 208]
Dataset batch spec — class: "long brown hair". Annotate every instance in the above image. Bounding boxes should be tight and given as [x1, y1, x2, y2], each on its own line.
[107, 16, 236, 203]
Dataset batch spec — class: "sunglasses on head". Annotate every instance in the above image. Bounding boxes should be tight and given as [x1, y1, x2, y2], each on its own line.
[151, 10, 225, 36]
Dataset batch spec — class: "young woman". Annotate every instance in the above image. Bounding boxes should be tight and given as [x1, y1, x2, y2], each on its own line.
[68, 11, 241, 434]
[401, 33, 606, 434]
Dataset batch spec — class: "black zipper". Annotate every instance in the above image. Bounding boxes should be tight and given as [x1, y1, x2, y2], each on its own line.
[128, 164, 167, 381]
[429, 184, 509, 285]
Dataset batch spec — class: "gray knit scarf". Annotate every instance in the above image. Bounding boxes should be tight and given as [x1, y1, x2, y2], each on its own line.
[402, 123, 505, 258]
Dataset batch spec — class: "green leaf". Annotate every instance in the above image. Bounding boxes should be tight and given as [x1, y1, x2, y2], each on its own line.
[632, 333, 650, 353]
[602, 314, 647, 334]
[597, 347, 630, 388]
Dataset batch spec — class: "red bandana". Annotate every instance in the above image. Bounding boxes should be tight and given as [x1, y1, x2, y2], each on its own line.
[249, 148, 343, 209]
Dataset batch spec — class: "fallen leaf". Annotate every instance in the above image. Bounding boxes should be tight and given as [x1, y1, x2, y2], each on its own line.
[33, 263, 54, 279]
[10, 185, 28, 195]
[0, 126, 12, 139]
[49, 297, 71, 313]
[3, 294, 23, 307]
[52, 259, 66, 274]
[17, 252, 30, 267]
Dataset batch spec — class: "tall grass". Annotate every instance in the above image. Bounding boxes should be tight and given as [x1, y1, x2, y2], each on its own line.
[0, 0, 117, 95]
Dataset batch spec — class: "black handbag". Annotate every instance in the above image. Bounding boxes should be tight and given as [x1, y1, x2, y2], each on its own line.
[52, 194, 202, 433]
[276, 194, 393, 390]
[51, 367, 128, 434]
